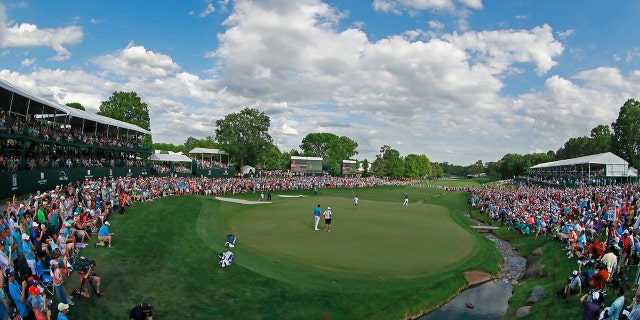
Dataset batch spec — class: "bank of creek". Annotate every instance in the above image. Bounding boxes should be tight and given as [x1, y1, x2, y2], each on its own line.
[418, 213, 526, 320]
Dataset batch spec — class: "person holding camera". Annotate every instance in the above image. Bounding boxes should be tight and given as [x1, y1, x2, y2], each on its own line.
[78, 264, 105, 298]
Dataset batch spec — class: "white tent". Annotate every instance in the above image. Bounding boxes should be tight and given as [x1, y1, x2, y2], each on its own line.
[241, 165, 255, 175]
[530, 152, 631, 177]
[147, 151, 192, 162]
[189, 147, 229, 167]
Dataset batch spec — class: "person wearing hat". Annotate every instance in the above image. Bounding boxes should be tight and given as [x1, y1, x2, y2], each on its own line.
[561, 270, 582, 297]
[21, 233, 36, 275]
[6, 268, 29, 318]
[97, 221, 114, 248]
[57, 302, 70, 320]
[323, 206, 332, 232]
[28, 285, 50, 320]
[580, 290, 602, 320]
[129, 302, 153, 320]
[51, 259, 74, 306]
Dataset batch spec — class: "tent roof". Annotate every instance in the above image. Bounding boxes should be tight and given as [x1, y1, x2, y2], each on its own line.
[530, 152, 628, 169]
[0, 78, 150, 135]
[189, 147, 227, 155]
[147, 152, 192, 162]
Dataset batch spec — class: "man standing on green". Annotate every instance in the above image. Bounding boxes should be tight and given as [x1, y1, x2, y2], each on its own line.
[313, 204, 321, 231]
[323, 207, 333, 232]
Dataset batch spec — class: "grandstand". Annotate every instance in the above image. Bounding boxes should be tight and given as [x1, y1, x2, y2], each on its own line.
[528, 152, 638, 186]
[0, 78, 234, 199]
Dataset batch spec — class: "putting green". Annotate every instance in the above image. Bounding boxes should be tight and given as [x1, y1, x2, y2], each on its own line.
[208, 195, 479, 282]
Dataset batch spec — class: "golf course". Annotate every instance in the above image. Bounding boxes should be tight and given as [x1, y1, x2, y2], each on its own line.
[64, 184, 502, 319]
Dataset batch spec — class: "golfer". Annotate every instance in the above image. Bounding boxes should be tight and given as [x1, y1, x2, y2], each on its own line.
[353, 195, 359, 210]
[313, 204, 321, 231]
[323, 207, 333, 232]
[403, 193, 409, 206]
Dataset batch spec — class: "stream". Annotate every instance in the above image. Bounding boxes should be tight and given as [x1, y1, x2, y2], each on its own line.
[418, 215, 526, 320]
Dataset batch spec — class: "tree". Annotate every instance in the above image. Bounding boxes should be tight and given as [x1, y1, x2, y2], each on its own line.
[497, 153, 528, 178]
[612, 99, 640, 169]
[361, 159, 370, 177]
[98, 91, 151, 130]
[404, 154, 431, 178]
[66, 102, 85, 111]
[262, 145, 290, 170]
[383, 148, 404, 178]
[299, 133, 358, 175]
[589, 124, 613, 154]
[431, 163, 443, 179]
[467, 160, 484, 176]
[183, 136, 218, 154]
[555, 137, 591, 160]
[215, 108, 273, 168]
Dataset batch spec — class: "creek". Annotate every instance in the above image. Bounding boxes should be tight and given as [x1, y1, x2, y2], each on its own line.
[418, 216, 526, 320]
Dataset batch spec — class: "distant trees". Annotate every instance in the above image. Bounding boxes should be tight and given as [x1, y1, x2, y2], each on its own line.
[299, 133, 358, 175]
[98, 91, 151, 130]
[98, 91, 152, 147]
[612, 99, 640, 169]
[215, 107, 273, 168]
[66, 102, 85, 111]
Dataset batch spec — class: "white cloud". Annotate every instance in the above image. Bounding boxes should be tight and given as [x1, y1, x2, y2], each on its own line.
[372, 0, 482, 14]
[0, 4, 83, 61]
[557, 29, 574, 40]
[200, 0, 216, 17]
[428, 19, 444, 30]
[92, 42, 181, 78]
[20, 58, 35, 66]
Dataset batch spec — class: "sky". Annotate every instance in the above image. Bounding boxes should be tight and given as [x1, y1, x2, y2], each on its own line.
[0, 0, 639, 166]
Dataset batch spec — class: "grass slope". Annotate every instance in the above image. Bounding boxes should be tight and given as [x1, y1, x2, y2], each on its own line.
[62, 185, 500, 320]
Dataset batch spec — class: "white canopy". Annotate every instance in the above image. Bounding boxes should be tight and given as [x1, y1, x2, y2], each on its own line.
[189, 147, 227, 155]
[147, 152, 192, 162]
[530, 152, 631, 177]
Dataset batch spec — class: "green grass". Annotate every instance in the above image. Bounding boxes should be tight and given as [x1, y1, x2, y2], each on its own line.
[60, 185, 501, 319]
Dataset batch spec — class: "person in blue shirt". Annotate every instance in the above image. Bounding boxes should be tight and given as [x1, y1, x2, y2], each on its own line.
[313, 204, 321, 231]
[57, 302, 70, 320]
[97, 221, 114, 248]
[6, 269, 29, 318]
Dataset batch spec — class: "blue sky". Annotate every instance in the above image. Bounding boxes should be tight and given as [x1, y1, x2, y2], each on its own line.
[1, 0, 639, 166]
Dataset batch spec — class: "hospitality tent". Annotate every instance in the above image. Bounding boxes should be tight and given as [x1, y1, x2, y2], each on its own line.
[147, 151, 192, 162]
[530, 152, 636, 177]
[188, 147, 229, 167]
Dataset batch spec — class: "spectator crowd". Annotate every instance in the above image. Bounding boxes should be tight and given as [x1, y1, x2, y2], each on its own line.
[469, 181, 640, 319]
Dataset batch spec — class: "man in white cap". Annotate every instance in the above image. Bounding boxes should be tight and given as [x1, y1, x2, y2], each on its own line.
[323, 207, 333, 232]
[57, 302, 70, 320]
[20, 233, 36, 274]
[562, 270, 582, 297]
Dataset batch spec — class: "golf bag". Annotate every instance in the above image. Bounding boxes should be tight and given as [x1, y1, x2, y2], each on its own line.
[224, 234, 236, 248]
[218, 251, 233, 268]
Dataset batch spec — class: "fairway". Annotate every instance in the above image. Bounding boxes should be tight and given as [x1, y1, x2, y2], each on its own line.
[67, 186, 501, 319]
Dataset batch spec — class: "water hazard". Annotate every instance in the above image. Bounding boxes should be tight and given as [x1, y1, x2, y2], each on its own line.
[419, 218, 526, 320]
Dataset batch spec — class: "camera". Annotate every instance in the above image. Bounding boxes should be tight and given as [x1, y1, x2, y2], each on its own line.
[73, 256, 96, 272]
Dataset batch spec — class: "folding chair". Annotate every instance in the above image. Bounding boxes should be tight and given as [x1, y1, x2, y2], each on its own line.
[34, 259, 54, 295]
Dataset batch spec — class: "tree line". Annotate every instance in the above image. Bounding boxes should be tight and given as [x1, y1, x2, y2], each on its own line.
[88, 92, 640, 180]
